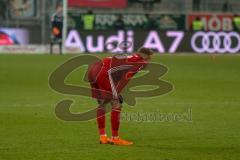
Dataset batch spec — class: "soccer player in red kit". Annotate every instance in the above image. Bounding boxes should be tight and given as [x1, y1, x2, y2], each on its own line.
[88, 47, 154, 146]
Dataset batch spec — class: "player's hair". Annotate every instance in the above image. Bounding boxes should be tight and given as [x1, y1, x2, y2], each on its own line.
[138, 47, 154, 56]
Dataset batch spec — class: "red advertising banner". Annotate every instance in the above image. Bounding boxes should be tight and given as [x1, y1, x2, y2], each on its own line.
[68, 0, 127, 8]
[187, 14, 234, 31]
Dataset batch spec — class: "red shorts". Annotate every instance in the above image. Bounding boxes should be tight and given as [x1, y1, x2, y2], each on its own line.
[88, 61, 113, 100]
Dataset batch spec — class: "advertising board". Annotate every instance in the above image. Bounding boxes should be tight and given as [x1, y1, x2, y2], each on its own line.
[65, 30, 240, 54]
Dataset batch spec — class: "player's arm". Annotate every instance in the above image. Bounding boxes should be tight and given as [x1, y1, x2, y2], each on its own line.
[51, 13, 55, 28]
[107, 65, 133, 99]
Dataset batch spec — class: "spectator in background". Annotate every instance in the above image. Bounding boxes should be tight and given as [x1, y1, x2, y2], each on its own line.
[191, 17, 204, 31]
[232, 14, 240, 32]
[193, 0, 200, 12]
[114, 14, 125, 30]
[17, 0, 34, 17]
[10, 0, 35, 18]
[82, 10, 95, 30]
[50, 3, 63, 54]
[143, 14, 158, 30]
[222, 0, 232, 12]
[138, 0, 156, 10]
[0, 0, 7, 20]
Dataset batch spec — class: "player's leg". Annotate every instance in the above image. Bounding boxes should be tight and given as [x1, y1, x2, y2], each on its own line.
[109, 98, 133, 146]
[110, 99, 122, 138]
[58, 42, 62, 55]
[97, 99, 111, 144]
[97, 99, 106, 135]
[50, 34, 56, 55]
[89, 79, 110, 144]
[57, 36, 62, 55]
[50, 42, 54, 54]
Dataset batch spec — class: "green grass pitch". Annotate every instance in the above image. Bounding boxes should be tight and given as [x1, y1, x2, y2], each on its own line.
[0, 54, 240, 160]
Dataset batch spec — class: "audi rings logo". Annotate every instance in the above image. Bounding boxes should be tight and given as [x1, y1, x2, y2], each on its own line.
[191, 32, 240, 53]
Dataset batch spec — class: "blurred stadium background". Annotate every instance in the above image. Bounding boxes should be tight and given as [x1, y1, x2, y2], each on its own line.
[0, 0, 240, 53]
[1, 1, 240, 160]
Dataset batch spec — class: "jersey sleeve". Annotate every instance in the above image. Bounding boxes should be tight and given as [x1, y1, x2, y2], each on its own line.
[125, 54, 148, 79]
[107, 54, 148, 96]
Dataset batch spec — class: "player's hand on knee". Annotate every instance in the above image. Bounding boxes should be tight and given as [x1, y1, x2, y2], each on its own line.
[119, 95, 123, 104]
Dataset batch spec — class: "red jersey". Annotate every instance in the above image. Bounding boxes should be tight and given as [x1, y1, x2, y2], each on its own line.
[88, 53, 148, 100]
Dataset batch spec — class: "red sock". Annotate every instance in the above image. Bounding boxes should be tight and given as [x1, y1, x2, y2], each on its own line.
[111, 107, 121, 137]
[97, 107, 105, 135]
